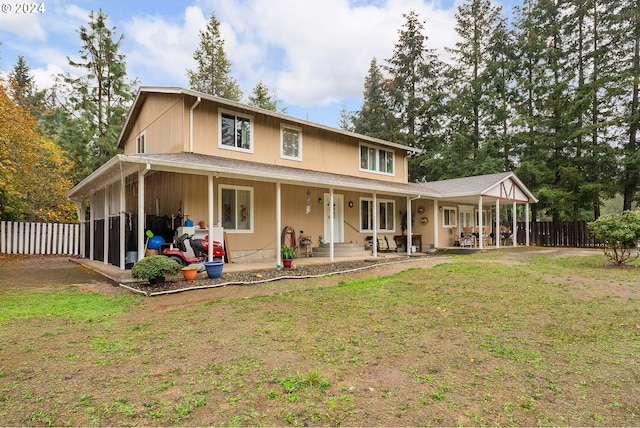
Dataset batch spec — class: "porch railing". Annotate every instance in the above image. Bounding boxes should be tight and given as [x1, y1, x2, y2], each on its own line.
[0, 221, 81, 256]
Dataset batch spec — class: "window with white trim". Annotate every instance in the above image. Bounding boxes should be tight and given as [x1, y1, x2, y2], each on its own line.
[219, 110, 252, 152]
[443, 207, 457, 227]
[360, 198, 395, 232]
[136, 132, 145, 154]
[219, 185, 253, 232]
[281, 124, 302, 160]
[359, 143, 394, 175]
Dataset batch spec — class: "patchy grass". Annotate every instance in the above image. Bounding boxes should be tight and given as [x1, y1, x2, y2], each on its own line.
[0, 250, 639, 426]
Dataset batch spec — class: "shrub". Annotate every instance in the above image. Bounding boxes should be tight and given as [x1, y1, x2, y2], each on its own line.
[131, 255, 181, 280]
[588, 210, 640, 266]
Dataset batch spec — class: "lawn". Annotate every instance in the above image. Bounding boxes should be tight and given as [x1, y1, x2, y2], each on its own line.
[0, 249, 638, 426]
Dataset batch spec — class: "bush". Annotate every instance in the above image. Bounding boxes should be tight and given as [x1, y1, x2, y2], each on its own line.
[588, 210, 640, 266]
[131, 255, 181, 280]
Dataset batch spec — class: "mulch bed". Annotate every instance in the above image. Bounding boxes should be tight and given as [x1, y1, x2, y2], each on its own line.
[122, 256, 428, 296]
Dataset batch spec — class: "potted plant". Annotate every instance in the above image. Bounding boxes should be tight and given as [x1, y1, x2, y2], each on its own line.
[281, 245, 295, 268]
[131, 255, 181, 285]
[181, 265, 198, 281]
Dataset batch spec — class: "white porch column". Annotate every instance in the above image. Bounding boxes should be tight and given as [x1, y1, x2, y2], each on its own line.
[103, 186, 109, 265]
[495, 199, 500, 248]
[208, 174, 215, 261]
[406, 197, 412, 255]
[137, 170, 145, 261]
[276, 182, 282, 267]
[372, 193, 378, 258]
[525, 202, 530, 246]
[512, 201, 517, 247]
[433, 199, 439, 249]
[329, 189, 335, 261]
[89, 197, 95, 260]
[478, 196, 484, 249]
[119, 178, 126, 270]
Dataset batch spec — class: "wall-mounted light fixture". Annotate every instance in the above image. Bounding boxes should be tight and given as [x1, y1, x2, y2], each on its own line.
[318, 197, 323, 204]
[348, 201, 354, 208]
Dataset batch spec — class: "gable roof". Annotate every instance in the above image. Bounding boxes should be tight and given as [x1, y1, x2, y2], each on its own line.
[423, 171, 538, 203]
[116, 87, 421, 155]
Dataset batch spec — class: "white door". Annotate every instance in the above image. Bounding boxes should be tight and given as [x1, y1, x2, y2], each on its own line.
[324, 193, 344, 243]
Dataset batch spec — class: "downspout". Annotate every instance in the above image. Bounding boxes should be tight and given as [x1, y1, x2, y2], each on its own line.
[189, 96, 201, 153]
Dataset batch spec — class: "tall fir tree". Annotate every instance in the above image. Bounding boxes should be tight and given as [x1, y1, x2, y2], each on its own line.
[352, 58, 397, 141]
[187, 11, 242, 101]
[57, 9, 137, 183]
[384, 10, 447, 181]
[247, 81, 284, 113]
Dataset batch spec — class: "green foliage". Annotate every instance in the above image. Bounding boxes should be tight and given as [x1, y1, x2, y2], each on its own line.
[56, 9, 137, 183]
[281, 245, 295, 260]
[187, 11, 242, 101]
[588, 210, 640, 265]
[131, 255, 181, 280]
[247, 81, 285, 113]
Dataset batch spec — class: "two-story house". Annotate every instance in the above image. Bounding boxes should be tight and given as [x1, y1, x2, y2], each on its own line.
[66, 87, 537, 269]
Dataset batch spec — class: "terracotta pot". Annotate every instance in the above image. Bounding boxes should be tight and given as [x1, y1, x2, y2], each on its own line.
[182, 267, 197, 281]
[283, 259, 293, 269]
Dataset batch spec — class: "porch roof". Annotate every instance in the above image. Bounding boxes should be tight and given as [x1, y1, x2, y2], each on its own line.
[66, 152, 442, 201]
[424, 171, 538, 204]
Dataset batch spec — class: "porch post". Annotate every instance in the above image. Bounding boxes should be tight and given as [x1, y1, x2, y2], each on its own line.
[372, 192, 377, 258]
[433, 199, 439, 250]
[512, 201, 517, 247]
[478, 196, 484, 249]
[119, 178, 126, 270]
[495, 199, 500, 248]
[103, 186, 109, 266]
[89, 195, 95, 260]
[329, 188, 335, 261]
[276, 182, 282, 267]
[525, 202, 530, 246]
[406, 197, 411, 255]
[208, 174, 214, 261]
[137, 170, 145, 261]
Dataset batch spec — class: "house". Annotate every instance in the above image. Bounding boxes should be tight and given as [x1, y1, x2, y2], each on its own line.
[66, 87, 537, 269]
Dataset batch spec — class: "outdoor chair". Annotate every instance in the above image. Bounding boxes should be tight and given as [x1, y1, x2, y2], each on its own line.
[385, 236, 397, 252]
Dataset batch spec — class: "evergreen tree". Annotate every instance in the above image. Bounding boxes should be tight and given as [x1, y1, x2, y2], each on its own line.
[187, 11, 242, 101]
[57, 9, 137, 183]
[352, 58, 397, 141]
[445, 0, 511, 178]
[384, 10, 447, 181]
[247, 81, 284, 112]
[8, 55, 47, 118]
[337, 105, 355, 131]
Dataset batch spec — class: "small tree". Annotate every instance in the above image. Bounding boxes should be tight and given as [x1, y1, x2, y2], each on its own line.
[588, 210, 640, 266]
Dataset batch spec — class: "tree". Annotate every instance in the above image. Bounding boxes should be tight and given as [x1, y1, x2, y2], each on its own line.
[56, 9, 137, 183]
[8, 55, 47, 118]
[187, 11, 242, 101]
[352, 58, 397, 141]
[247, 81, 285, 112]
[384, 10, 447, 181]
[0, 79, 76, 222]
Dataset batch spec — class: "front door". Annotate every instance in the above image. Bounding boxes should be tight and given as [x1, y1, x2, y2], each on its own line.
[324, 193, 344, 243]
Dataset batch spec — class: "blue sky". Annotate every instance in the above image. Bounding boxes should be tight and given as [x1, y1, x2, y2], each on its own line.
[0, 0, 516, 127]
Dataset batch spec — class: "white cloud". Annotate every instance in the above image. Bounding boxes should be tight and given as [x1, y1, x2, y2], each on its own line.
[123, 6, 207, 86]
[0, 0, 47, 40]
[199, 0, 459, 107]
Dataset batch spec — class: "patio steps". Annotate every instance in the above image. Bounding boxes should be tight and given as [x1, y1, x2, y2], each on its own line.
[311, 242, 370, 258]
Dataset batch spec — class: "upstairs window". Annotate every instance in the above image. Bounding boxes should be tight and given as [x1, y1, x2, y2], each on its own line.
[219, 110, 252, 152]
[281, 124, 302, 160]
[136, 132, 146, 153]
[360, 143, 394, 175]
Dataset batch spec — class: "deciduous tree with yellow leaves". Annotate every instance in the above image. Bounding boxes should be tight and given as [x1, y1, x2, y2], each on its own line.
[0, 79, 76, 223]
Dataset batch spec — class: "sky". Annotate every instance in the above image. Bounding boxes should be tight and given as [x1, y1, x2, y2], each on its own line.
[0, 0, 516, 128]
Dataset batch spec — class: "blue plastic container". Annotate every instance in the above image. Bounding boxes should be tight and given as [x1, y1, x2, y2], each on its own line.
[204, 261, 224, 279]
[147, 235, 165, 250]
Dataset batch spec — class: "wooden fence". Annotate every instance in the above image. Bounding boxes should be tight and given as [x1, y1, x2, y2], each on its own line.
[519, 220, 601, 248]
[0, 221, 82, 256]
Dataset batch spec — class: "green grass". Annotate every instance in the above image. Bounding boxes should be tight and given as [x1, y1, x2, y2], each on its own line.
[1, 250, 639, 426]
[0, 291, 141, 323]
